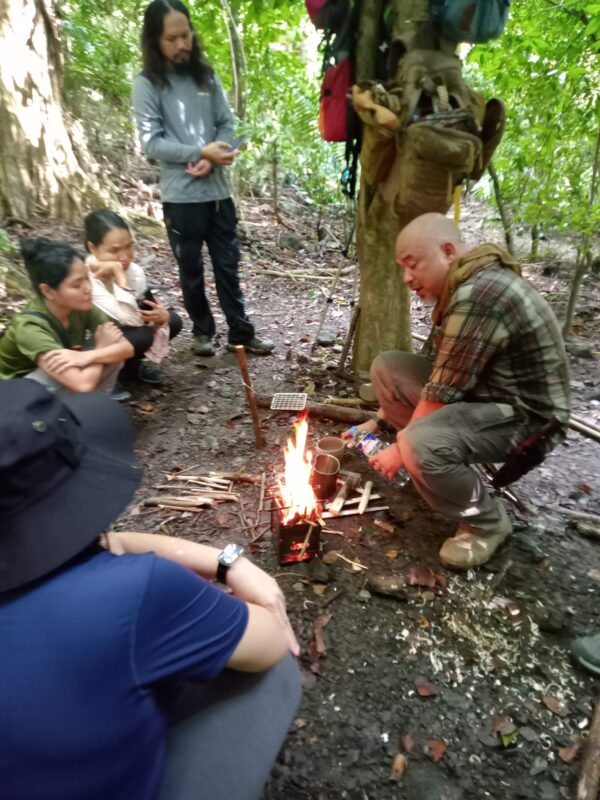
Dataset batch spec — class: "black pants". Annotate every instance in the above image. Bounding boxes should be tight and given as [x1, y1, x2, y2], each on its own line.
[120, 310, 183, 372]
[163, 199, 254, 344]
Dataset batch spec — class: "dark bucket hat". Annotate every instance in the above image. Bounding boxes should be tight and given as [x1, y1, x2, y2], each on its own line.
[0, 380, 142, 592]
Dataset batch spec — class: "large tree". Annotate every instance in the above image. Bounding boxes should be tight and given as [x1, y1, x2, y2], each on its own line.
[0, 0, 109, 223]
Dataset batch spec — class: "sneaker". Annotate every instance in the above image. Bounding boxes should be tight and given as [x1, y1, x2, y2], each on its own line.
[191, 335, 215, 357]
[439, 504, 512, 570]
[137, 361, 165, 385]
[226, 336, 274, 356]
[571, 633, 600, 675]
[110, 384, 132, 403]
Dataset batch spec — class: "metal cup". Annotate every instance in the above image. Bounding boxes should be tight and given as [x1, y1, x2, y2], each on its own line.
[310, 453, 340, 501]
[316, 436, 346, 462]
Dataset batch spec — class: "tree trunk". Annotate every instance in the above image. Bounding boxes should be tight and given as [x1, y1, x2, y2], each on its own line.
[0, 0, 111, 223]
[562, 126, 600, 338]
[489, 161, 515, 255]
[220, 0, 248, 120]
[352, 0, 412, 372]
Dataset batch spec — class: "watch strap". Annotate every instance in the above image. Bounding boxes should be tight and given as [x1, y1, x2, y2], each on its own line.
[216, 561, 229, 585]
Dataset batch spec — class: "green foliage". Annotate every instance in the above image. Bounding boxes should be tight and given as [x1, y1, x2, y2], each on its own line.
[466, 0, 600, 241]
[0, 227, 15, 254]
[60, 0, 344, 204]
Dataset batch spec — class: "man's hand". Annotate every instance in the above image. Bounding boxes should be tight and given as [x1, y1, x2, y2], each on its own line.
[39, 349, 90, 374]
[342, 418, 380, 440]
[186, 158, 213, 178]
[94, 321, 125, 348]
[227, 559, 300, 656]
[139, 300, 169, 326]
[200, 141, 238, 166]
[369, 443, 403, 480]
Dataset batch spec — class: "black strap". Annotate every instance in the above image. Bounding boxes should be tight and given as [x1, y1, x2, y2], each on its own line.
[22, 311, 73, 350]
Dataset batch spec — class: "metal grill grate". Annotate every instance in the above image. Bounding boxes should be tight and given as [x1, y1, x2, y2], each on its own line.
[270, 393, 308, 411]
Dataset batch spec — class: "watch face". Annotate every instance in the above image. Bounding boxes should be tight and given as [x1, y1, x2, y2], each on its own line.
[220, 543, 243, 566]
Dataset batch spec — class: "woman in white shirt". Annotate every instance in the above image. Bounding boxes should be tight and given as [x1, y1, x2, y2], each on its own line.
[84, 211, 182, 395]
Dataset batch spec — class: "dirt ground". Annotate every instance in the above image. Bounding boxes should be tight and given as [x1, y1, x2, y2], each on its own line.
[2, 191, 599, 800]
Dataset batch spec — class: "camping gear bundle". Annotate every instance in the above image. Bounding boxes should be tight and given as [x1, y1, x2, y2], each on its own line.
[306, 0, 510, 211]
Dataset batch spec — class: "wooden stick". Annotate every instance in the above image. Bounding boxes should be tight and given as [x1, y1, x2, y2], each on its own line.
[256, 395, 376, 425]
[323, 504, 389, 519]
[544, 506, 600, 524]
[234, 346, 266, 449]
[358, 481, 373, 514]
[576, 698, 600, 800]
[569, 417, 600, 444]
[145, 496, 216, 507]
[155, 487, 239, 500]
[255, 472, 266, 527]
[326, 492, 381, 508]
[336, 304, 361, 376]
[210, 470, 262, 484]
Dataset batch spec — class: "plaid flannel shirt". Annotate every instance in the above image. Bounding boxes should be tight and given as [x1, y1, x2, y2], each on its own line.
[421, 264, 571, 425]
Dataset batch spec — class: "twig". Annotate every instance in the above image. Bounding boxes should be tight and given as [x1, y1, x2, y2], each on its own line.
[322, 588, 346, 607]
[335, 552, 368, 570]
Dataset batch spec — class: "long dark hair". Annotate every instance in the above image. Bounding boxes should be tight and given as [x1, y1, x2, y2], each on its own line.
[84, 210, 129, 250]
[141, 0, 213, 89]
[21, 238, 82, 295]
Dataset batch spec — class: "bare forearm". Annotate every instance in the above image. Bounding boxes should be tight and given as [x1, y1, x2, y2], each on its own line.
[410, 398, 444, 422]
[88, 340, 134, 364]
[110, 531, 221, 579]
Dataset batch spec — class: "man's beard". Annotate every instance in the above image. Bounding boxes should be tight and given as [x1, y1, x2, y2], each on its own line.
[173, 59, 191, 74]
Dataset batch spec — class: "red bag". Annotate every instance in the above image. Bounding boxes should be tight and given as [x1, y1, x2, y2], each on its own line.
[319, 59, 350, 142]
[305, 0, 328, 28]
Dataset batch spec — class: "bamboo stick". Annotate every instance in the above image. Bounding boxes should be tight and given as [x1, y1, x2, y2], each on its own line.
[322, 504, 389, 519]
[358, 481, 373, 514]
[154, 486, 239, 500]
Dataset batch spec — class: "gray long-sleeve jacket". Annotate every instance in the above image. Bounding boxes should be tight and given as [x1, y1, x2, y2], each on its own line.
[132, 71, 234, 204]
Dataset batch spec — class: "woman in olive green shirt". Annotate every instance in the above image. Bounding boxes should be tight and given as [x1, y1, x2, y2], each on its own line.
[0, 238, 133, 393]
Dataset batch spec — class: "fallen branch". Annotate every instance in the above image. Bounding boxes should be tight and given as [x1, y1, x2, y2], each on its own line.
[544, 506, 600, 524]
[577, 698, 600, 800]
[256, 394, 376, 425]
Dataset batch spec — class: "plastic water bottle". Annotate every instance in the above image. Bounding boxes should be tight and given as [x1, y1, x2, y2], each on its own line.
[346, 427, 410, 487]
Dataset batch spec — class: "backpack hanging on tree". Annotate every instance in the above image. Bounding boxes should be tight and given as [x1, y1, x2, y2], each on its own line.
[306, 0, 362, 196]
[429, 0, 511, 44]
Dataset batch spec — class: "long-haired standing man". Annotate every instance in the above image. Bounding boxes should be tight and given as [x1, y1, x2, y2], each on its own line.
[132, 0, 273, 357]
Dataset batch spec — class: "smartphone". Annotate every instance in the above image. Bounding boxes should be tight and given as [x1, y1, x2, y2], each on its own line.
[228, 135, 248, 151]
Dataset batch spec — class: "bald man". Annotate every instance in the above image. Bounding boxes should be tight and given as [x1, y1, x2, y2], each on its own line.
[360, 213, 570, 569]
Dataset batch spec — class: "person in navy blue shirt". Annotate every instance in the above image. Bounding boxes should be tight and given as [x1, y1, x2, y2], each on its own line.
[0, 380, 300, 800]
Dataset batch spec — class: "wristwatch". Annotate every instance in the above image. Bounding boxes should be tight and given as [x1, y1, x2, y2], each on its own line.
[216, 544, 244, 585]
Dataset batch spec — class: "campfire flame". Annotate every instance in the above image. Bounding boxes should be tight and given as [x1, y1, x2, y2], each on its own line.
[277, 414, 319, 525]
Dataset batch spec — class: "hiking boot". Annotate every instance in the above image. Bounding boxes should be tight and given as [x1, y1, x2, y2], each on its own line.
[571, 633, 600, 675]
[110, 384, 132, 403]
[137, 361, 165, 385]
[439, 504, 512, 570]
[192, 335, 215, 357]
[226, 336, 274, 355]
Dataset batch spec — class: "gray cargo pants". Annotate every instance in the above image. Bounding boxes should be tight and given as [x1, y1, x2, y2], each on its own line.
[371, 351, 532, 533]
